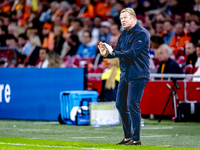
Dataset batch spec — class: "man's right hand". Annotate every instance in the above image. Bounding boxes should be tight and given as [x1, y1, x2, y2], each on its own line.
[98, 42, 108, 57]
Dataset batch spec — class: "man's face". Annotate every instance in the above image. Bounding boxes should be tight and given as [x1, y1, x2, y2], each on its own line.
[42, 28, 50, 36]
[157, 48, 169, 62]
[94, 17, 101, 27]
[120, 11, 135, 30]
[156, 23, 164, 34]
[6, 39, 18, 47]
[100, 26, 109, 34]
[175, 23, 183, 35]
[109, 36, 118, 48]
[196, 47, 200, 57]
[72, 22, 81, 32]
[82, 32, 91, 44]
[110, 25, 119, 36]
[185, 43, 195, 56]
[164, 22, 173, 33]
[18, 37, 26, 47]
[39, 49, 47, 62]
[190, 21, 199, 33]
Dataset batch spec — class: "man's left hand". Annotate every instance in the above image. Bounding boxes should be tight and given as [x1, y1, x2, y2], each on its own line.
[104, 43, 113, 54]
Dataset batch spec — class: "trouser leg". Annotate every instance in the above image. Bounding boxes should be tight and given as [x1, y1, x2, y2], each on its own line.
[115, 76, 131, 138]
[127, 79, 148, 141]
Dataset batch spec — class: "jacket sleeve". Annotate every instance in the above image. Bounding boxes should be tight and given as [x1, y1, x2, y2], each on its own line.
[104, 31, 123, 59]
[114, 32, 148, 59]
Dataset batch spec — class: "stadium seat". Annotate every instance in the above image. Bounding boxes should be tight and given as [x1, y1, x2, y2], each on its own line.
[174, 48, 184, 58]
[183, 64, 194, 74]
[176, 56, 187, 64]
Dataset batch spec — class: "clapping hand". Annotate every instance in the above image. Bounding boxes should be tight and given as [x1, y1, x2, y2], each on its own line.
[98, 42, 113, 57]
[98, 42, 108, 57]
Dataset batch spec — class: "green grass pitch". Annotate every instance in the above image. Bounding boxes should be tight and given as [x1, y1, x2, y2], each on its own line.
[0, 119, 200, 150]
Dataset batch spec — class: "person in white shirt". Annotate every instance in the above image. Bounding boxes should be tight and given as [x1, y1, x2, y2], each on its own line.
[37, 48, 49, 68]
[193, 42, 200, 81]
[195, 42, 200, 68]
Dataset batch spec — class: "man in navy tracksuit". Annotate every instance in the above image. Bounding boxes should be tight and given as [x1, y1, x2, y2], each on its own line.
[98, 8, 150, 145]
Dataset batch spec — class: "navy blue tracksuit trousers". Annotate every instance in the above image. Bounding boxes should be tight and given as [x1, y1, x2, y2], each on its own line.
[116, 74, 148, 141]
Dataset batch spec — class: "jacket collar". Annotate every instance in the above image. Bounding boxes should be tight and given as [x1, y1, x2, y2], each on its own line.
[127, 22, 139, 34]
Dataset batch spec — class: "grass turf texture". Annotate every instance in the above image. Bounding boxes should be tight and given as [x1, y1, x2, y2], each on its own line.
[0, 119, 200, 150]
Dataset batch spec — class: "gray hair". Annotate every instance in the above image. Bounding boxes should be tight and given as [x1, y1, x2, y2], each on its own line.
[120, 8, 137, 19]
[159, 44, 173, 56]
[60, 1, 72, 11]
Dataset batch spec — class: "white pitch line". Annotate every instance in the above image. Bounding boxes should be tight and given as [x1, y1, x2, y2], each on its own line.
[72, 137, 105, 139]
[94, 128, 112, 131]
[142, 127, 173, 129]
[0, 142, 115, 150]
[141, 135, 172, 137]
[34, 122, 59, 124]
[19, 129, 50, 131]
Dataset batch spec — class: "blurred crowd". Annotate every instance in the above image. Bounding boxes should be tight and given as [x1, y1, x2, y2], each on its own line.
[0, 0, 200, 79]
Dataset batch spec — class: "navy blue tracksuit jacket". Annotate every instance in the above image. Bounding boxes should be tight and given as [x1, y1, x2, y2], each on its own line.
[113, 22, 150, 80]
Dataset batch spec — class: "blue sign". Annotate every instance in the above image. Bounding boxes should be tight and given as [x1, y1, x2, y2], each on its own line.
[0, 68, 85, 121]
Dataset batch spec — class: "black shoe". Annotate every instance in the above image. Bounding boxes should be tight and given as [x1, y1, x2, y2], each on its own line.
[123, 140, 141, 146]
[116, 138, 131, 145]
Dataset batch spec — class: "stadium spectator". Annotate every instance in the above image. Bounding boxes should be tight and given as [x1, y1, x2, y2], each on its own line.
[77, 0, 95, 18]
[11, 0, 31, 27]
[41, 22, 54, 51]
[69, 18, 84, 43]
[130, 0, 145, 16]
[66, 34, 81, 57]
[8, 23, 17, 35]
[51, 1, 72, 22]
[89, 15, 101, 46]
[169, 22, 191, 55]
[157, 44, 183, 79]
[18, 33, 32, 56]
[4, 34, 18, 67]
[192, 42, 200, 81]
[39, 1, 59, 23]
[193, 66, 200, 81]
[165, 0, 186, 22]
[189, 20, 200, 45]
[106, 0, 119, 18]
[99, 21, 112, 44]
[150, 35, 164, 59]
[99, 58, 120, 101]
[26, 35, 41, 67]
[61, 14, 74, 38]
[162, 20, 175, 45]
[82, 15, 93, 32]
[47, 50, 63, 68]
[185, 42, 198, 68]
[109, 36, 118, 48]
[184, 21, 191, 35]
[1, 13, 10, 26]
[155, 21, 164, 36]
[110, 23, 121, 38]
[53, 26, 65, 55]
[5, 34, 18, 48]
[0, 0, 200, 70]
[193, 0, 200, 12]
[0, 26, 6, 46]
[37, 48, 49, 68]
[95, 0, 111, 19]
[195, 42, 200, 68]
[60, 31, 71, 58]
[76, 30, 96, 58]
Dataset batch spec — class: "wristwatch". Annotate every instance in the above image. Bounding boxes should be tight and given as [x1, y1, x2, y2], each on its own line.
[111, 51, 115, 56]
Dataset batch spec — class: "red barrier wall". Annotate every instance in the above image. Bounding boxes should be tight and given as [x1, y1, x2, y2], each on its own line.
[88, 80, 200, 116]
[140, 81, 200, 115]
